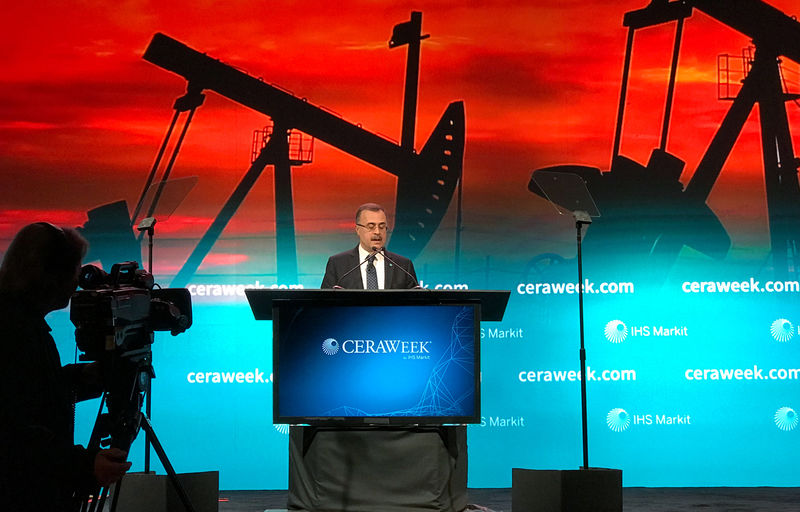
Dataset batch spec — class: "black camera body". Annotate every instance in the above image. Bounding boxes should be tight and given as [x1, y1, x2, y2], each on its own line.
[69, 261, 192, 453]
[70, 261, 192, 361]
[71, 286, 152, 360]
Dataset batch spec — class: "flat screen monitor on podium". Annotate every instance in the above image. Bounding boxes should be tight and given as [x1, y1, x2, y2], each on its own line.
[273, 302, 480, 426]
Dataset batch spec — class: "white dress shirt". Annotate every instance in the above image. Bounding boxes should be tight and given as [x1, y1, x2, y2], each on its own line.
[358, 245, 385, 289]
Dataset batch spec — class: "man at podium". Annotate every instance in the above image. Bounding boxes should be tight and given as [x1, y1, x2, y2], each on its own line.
[320, 203, 418, 289]
[287, 203, 467, 512]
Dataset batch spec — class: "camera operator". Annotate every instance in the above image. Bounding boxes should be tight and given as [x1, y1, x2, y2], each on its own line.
[0, 222, 132, 511]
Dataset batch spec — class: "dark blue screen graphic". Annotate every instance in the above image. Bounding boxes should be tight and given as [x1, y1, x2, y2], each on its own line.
[274, 304, 479, 424]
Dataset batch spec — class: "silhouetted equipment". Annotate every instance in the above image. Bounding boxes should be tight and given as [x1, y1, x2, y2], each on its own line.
[76, 179, 197, 274]
[390, 12, 466, 278]
[717, 48, 755, 101]
[143, 30, 464, 287]
[252, 126, 314, 166]
[77, 201, 141, 269]
[530, 0, 800, 279]
[132, 89, 205, 229]
[529, 151, 730, 276]
[390, 10, 430, 152]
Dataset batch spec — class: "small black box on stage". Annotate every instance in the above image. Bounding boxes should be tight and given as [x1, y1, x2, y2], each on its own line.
[110, 471, 219, 512]
[512, 468, 622, 512]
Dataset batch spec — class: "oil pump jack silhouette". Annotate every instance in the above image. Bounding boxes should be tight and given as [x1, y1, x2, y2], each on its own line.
[529, 0, 800, 282]
[129, 12, 463, 288]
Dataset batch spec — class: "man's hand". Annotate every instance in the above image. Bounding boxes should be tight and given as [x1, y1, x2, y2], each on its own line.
[94, 448, 132, 487]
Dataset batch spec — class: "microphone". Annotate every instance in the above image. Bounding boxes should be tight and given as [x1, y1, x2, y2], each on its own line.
[333, 247, 380, 289]
[376, 247, 423, 289]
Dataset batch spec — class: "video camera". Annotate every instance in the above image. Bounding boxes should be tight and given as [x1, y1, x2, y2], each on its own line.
[70, 261, 192, 361]
[69, 261, 193, 463]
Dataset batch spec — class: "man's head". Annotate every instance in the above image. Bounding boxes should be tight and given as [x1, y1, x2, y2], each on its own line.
[0, 222, 88, 313]
[355, 203, 388, 252]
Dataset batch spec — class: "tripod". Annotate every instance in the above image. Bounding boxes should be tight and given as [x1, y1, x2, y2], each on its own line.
[77, 346, 196, 512]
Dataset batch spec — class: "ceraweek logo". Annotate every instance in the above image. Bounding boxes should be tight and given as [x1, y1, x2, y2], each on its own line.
[604, 319, 688, 342]
[321, 337, 432, 357]
[607, 407, 692, 431]
[322, 338, 340, 355]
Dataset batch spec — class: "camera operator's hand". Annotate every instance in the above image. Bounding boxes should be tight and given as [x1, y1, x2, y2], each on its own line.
[80, 361, 104, 387]
[94, 448, 132, 487]
[63, 362, 104, 401]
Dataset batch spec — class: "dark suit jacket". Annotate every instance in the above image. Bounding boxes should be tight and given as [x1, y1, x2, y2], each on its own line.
[320, 246, 418, 289]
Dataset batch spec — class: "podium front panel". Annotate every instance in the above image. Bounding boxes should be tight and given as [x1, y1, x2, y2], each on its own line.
[272, 300, 481, 426]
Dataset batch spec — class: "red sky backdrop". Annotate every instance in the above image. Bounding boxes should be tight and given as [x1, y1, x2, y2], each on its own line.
[2, 0, 800, 274]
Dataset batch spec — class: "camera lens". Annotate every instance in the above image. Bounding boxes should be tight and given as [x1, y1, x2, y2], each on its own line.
[78, 264, 108, 290]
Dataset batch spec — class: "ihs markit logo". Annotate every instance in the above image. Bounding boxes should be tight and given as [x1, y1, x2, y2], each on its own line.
[775, 406, 798, 431]
[607, 408, 631, 432]
[770, 318, 794, 342]
[604, 320, 628, 343]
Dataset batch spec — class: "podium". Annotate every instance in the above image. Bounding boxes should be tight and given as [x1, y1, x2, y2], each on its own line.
[245, 288, 509, 322]
[246, 289, 509, 512]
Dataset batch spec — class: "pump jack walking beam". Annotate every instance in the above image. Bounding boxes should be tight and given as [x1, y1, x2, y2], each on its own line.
[144, 33, 464, 287]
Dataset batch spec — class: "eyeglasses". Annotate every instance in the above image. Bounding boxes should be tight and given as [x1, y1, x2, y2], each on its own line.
[356, 222, 388, 231]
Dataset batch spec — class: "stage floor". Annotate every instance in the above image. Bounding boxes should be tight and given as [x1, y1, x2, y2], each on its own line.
[218, 487, 800, 511]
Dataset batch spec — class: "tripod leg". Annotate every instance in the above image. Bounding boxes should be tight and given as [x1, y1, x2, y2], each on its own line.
[139, 414, 197, 512]
[88, 487, 109, 512]
[76, 395, 109, 512]
[109, 480, 122, 512]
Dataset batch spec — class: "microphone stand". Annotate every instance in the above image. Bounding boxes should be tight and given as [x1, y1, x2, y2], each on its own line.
[378, 247, 423, 289]
[332, 247, 381, 289]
